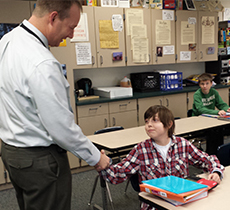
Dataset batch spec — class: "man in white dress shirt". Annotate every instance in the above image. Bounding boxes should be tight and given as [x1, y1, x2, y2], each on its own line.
[0, 1, 110, 209]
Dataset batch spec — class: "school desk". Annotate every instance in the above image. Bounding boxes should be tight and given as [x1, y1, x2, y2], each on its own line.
[88, 116, 230, 156]
[87, 116, 230, 210]
[139, 166, 230, 210]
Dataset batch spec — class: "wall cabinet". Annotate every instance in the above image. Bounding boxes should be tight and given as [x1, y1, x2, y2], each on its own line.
[151, 9, 176, 64]
[94, 7, 126, 68]
[138, 93, 187, 126]
[69, 6, 98, 69]
[176, 11, 218, 63]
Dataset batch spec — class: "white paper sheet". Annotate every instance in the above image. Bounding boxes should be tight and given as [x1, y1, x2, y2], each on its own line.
[71, 13, 89, 42]
[75, 43, 92, 65]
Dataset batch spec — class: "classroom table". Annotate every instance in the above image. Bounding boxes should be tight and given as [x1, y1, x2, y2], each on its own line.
[138, 166, 230, 210]
[87, 116, 230, 210]
[88, 116, 230, 156]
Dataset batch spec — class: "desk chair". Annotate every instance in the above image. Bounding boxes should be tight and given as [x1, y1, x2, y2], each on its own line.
[217, 143, 230, 166]
[124, 172, 140, 193]
[186, 109, 205, 151]
[88, 126, 124, 210]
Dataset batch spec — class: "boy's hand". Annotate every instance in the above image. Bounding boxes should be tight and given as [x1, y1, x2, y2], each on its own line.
[208, 172, 221, 184]
[227, 108, 230, 113]
[218, 110, 226, 117]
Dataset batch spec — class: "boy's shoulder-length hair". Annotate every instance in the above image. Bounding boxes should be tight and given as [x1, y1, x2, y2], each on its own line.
[144, 105, 175, 137]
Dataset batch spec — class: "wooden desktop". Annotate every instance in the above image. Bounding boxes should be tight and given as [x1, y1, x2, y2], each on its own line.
[88, 116, 230, 153]
[139, 166, 230, 210]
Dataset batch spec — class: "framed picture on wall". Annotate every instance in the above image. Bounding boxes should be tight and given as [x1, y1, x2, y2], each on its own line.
[185, 0, 196, 10]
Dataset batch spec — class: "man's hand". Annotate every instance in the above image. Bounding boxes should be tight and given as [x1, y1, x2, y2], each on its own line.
[208, 172, 221, 184]
[94, 150, 110, 172]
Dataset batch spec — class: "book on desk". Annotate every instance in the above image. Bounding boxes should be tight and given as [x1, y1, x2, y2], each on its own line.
[139, 176, 208, 205]
[201, 113, 230, 121]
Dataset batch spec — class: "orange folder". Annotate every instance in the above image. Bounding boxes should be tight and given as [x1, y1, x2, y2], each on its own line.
[139, 183, 208, 203]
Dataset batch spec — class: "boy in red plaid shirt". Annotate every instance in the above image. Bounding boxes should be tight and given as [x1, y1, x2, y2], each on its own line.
[100, 105, 224, 210]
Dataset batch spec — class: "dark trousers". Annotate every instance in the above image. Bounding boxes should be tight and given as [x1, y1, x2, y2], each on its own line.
[1, 142, 72, 210]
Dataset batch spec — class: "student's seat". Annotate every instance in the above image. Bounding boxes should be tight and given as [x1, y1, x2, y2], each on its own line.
[217, 143, 230, 166]
[88, 126, 124, 210]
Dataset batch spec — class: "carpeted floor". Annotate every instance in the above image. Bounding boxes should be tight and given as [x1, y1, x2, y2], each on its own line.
[0, 136, 229, 210]
[0, 169, 140, 210]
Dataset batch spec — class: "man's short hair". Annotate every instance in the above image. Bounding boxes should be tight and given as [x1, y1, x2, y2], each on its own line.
[144, 105, 175, 138]
[34, 0, 82, 20]
[198, 73, 213, 84]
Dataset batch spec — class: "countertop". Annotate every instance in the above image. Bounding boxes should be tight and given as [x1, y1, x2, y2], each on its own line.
[76, 84, 230, 106]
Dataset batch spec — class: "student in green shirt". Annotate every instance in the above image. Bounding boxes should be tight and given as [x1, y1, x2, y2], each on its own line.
[192, 73, 230, 155]
[193, 73, 230, 116]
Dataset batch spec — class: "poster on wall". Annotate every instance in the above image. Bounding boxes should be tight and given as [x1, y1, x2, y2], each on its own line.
[71, 13, 89, 42]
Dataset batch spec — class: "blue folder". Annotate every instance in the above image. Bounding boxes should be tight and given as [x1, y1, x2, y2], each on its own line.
[142, 175, 207, 194]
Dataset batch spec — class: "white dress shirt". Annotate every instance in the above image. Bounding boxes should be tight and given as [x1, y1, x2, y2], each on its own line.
[0, 20, 100, 166]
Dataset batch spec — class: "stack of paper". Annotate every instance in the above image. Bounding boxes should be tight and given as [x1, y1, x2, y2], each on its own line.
[140, 176, 208, 206]
[93, 87, 133, 99]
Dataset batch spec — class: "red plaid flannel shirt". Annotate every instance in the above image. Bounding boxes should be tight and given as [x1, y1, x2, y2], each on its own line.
[100, 135, 224, 210]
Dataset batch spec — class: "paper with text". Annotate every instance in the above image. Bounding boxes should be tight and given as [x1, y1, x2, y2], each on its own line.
[75, 43, 92, 65]
[156, 20, 171, 45]
[99, 20, 119, 49]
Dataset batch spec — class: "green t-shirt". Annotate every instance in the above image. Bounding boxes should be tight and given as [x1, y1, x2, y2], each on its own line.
[192, 88, 229, 116]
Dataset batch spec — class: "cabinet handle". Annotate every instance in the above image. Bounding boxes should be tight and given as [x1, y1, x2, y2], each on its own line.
[100, 55, 103, 65]
[104, 118, 108, 127]
[200, 51, 203, 59]
[149, 54, 151, 63]
[113, 117, 116, 126]
[155, 53, 158, 62]
[89, 108, 98, 111]
[194, 52, 197, 60]
[92, 56, 95, 65]
[159, 99, 162, 105]
[166, 98, 169, 107]
[119, 104, 128, 107]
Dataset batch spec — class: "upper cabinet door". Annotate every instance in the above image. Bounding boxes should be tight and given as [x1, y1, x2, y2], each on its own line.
[125, 8, 152, 66]
[151, 10, 176, 65]
[197, 11, 218, 62]
[176, 10, 198, 63]
[0, 1, 31, 23]
[94, 7, 126, 68]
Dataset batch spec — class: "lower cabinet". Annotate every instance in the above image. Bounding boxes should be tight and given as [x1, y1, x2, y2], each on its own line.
[77, 99, 138, 136]
[109, 100, 138, 129]
[187, 91, 195, 111]
[138, 93, 187, 126]
[218, 88, 229, 105]
[0, 157, 6, 185]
